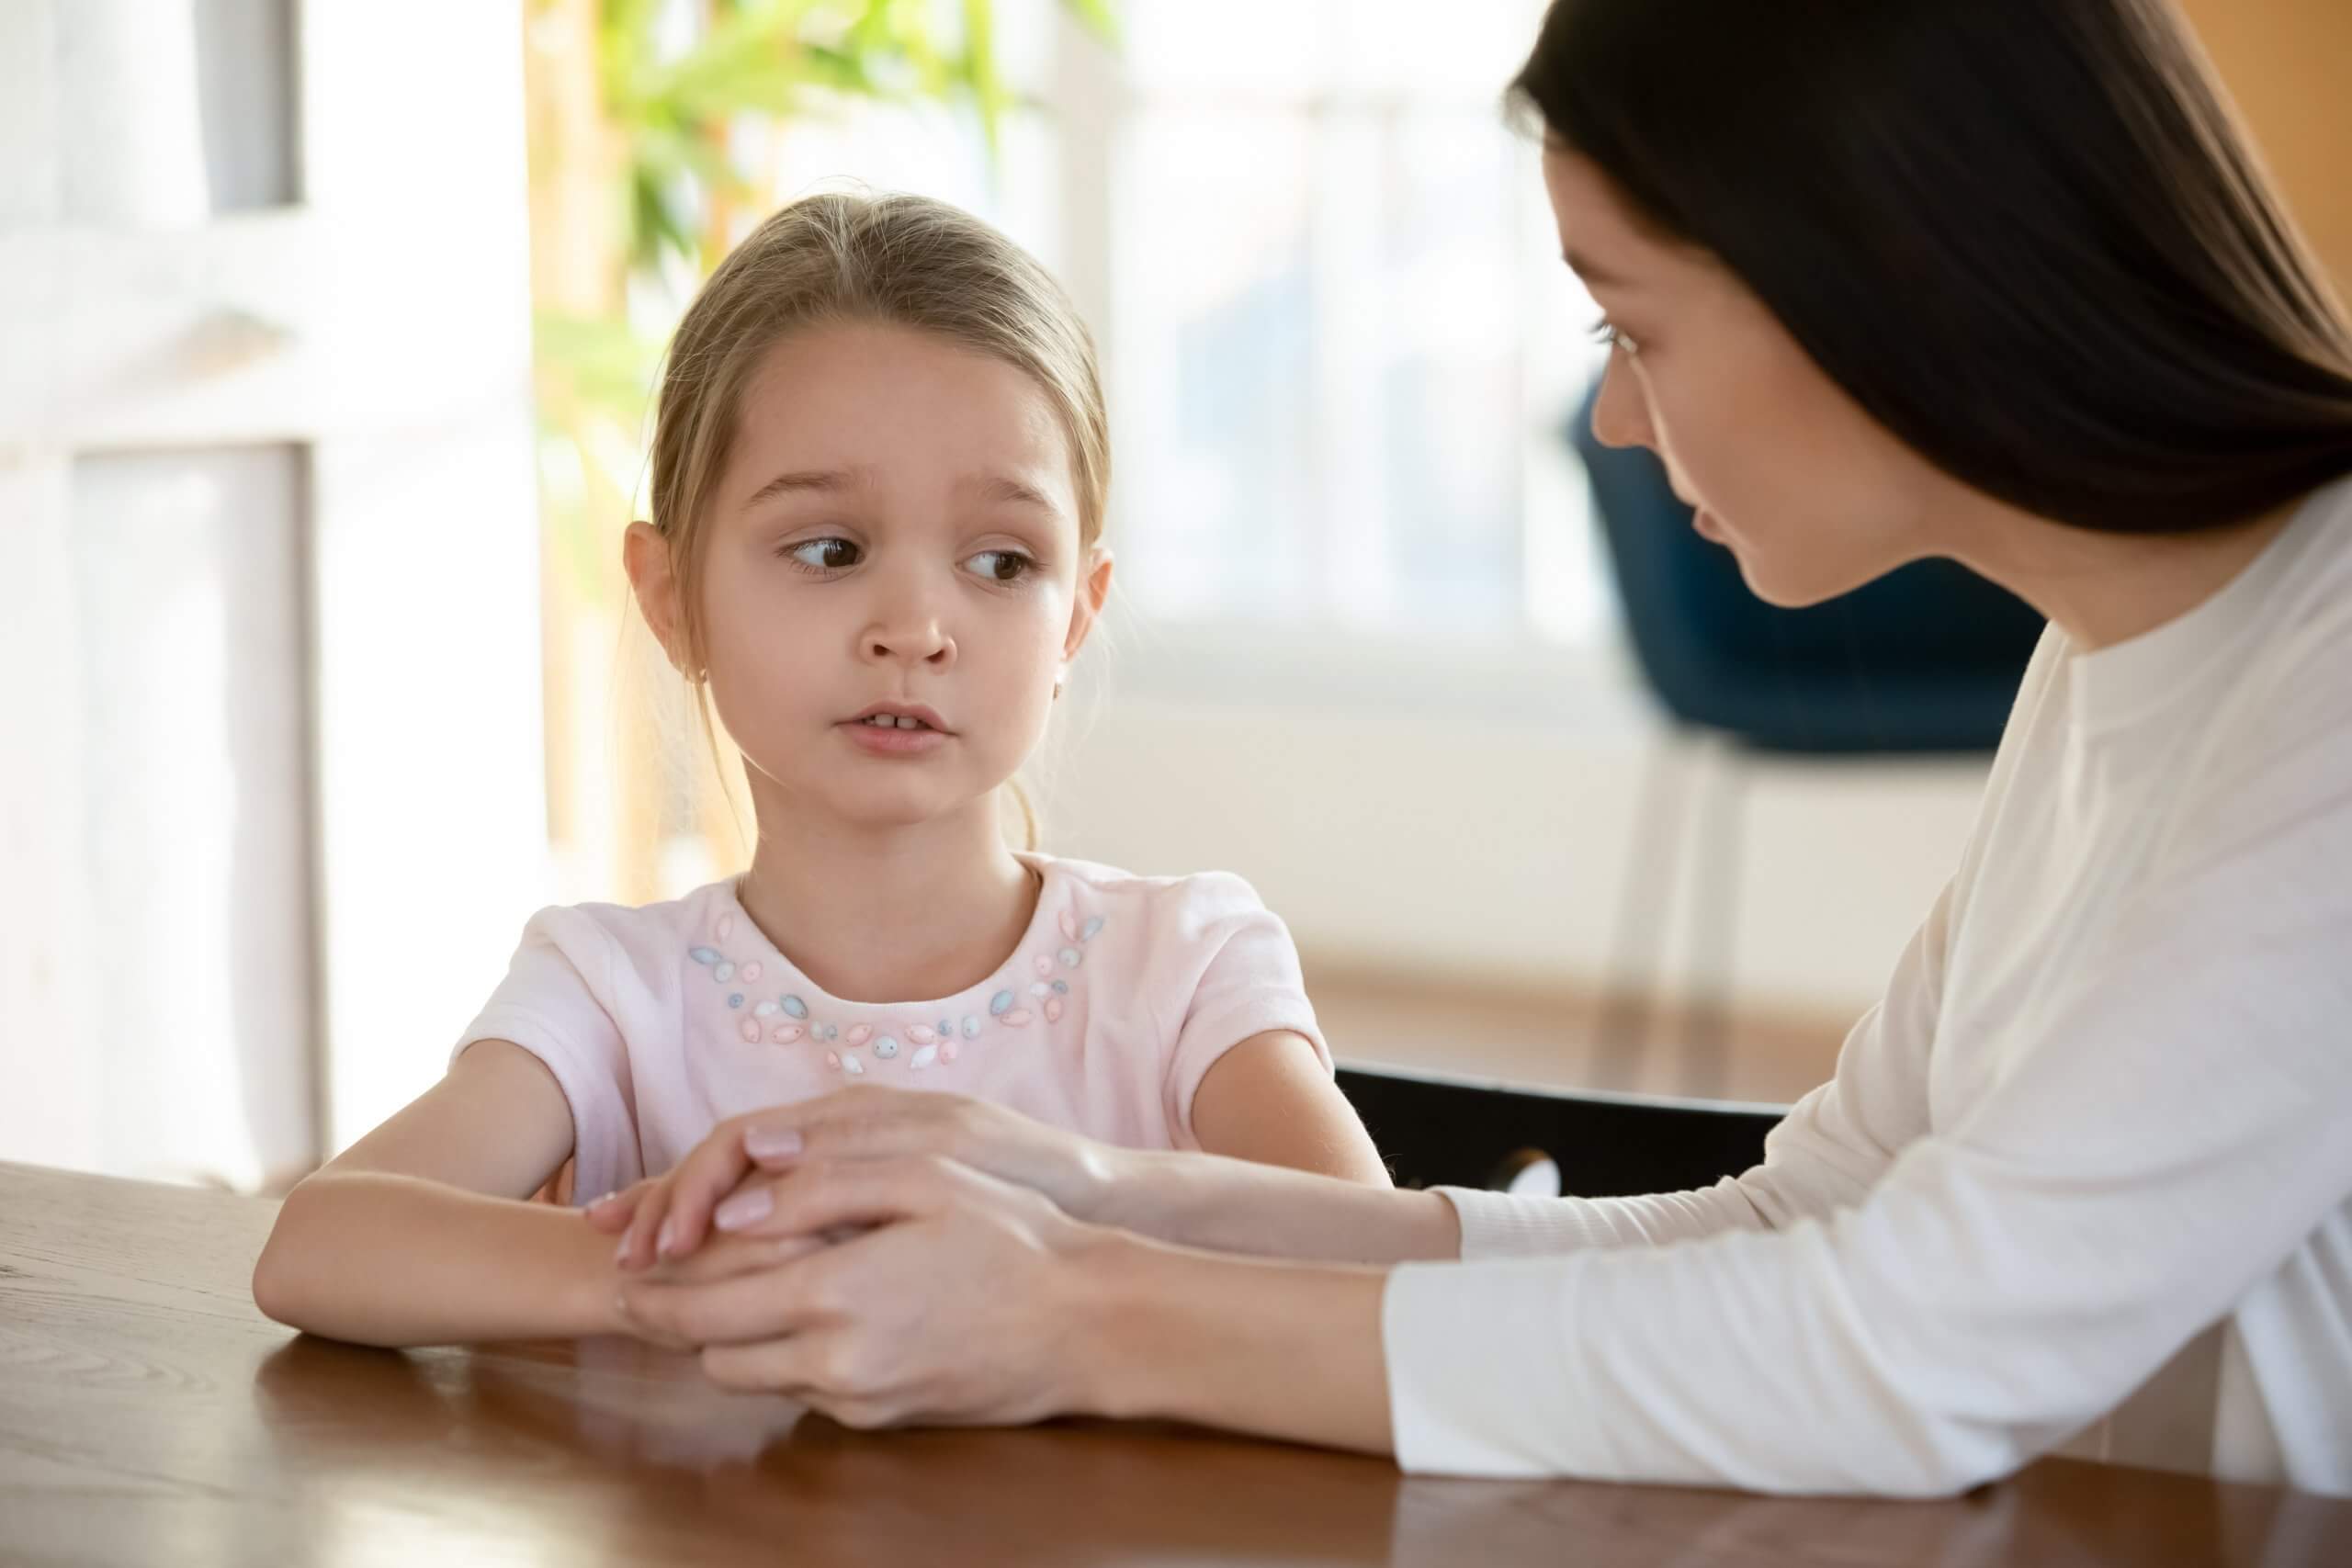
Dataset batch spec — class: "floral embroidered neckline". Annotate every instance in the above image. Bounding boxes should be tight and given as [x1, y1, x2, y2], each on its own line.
[682, 871, 1105, 1077]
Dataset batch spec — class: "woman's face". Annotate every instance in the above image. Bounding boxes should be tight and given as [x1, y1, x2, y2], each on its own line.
[1543, 146, 1949, 606]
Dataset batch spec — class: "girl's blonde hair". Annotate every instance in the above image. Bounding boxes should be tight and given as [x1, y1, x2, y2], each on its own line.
[643, 190, 1112, 851]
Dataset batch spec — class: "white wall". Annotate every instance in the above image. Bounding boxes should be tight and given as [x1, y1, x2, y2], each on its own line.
[2, 2, 544, 1184]
[1042, 668, 1986, 1021]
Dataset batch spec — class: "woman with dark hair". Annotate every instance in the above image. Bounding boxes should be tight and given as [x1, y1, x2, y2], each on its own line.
[596, 0, 2352, 1496]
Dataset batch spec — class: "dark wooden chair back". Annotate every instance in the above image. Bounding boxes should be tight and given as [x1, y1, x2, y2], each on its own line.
[1336, 1066, 1783, 1196]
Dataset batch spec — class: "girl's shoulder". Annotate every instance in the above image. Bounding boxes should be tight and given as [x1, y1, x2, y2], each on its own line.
[1032, 852, 1267, 913]
[1025, 854, 1289, 955]
[503, 880, 741, 996]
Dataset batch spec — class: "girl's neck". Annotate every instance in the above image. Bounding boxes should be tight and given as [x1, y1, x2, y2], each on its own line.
[732, 798, 1041, 1005]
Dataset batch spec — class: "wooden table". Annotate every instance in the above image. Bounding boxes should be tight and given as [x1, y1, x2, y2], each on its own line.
[5, 1162, 2348, 1566]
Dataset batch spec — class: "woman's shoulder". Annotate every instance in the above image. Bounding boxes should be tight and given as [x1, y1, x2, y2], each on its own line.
[2251, 472, 2352, 632]
[2198, 475, 2352, 735]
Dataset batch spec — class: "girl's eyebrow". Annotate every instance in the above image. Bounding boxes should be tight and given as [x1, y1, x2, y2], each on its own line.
[741, 466, 874, 511]
[959, 473, 1064, 515]
[741, 468, 1061, 515]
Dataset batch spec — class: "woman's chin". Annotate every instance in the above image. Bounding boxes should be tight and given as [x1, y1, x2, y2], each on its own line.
[1730, 549, 1872, 610]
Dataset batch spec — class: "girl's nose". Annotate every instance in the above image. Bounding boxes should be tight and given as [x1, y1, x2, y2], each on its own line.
[862, 590, 955, 668]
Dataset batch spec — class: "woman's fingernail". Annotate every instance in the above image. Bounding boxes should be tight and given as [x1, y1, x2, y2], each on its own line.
[615, 1237, 631, 1266]
[587, 1190, 617, 1209]
[746, 1126, 804, 1159]
[656, 1218, 677, 1257]
[714, 1188, 774, 1231]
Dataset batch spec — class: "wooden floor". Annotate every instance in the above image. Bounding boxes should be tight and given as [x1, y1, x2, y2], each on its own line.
[1305, 957, 1851, 1107]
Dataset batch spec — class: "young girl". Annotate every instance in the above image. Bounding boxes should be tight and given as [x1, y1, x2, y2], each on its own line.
[252, 191, 1389, 1348]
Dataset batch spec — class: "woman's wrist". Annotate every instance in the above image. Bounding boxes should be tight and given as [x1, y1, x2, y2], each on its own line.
[1081, 1144, 1177, 1237]
[1057, 1223, 1397, 1452]
[1088, 1145, 1464, 1264]
[1057, 1225, 1185, 1421]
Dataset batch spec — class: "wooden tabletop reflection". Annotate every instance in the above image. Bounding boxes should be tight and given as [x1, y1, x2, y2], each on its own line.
[5, 1161, 2347, 1566]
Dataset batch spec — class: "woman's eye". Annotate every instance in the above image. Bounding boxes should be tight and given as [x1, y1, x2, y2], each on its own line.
[1589, 317, 1641, 356]
[785, 537, 861, 572]
[963, 549, 1035, 584]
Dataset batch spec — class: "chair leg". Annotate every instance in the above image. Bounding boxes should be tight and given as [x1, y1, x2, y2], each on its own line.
[1596, 731, 1698, 1082]
[1679, 736, 1748, 1090]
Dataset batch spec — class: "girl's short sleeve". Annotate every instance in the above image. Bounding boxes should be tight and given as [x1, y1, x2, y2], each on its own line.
[452, 906, 645, 1199]
[1153, 873, 1330, 1145]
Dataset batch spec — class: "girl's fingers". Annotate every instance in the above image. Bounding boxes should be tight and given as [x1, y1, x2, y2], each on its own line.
[642, 1230, 829, 1287]
[656, 1123, 769, 1260]
[618, 1177, 679, 1270]
[582, 1180, 650, 1232]
[619, 1245, 837, 1347]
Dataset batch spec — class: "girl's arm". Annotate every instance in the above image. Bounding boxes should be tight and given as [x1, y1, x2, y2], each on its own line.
[251, 1041, 627, 1347]
[1188, 1030, 1392, 1186]
[595, 1085, 1461, 1272]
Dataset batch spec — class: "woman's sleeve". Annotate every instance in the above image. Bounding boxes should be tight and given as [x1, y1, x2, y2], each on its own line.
[1383, 709, 2352, 1493]
[1434, 626, 2080, 1260]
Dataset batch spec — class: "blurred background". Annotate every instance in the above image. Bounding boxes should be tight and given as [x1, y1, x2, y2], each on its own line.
[4, 0, 2346, 1192]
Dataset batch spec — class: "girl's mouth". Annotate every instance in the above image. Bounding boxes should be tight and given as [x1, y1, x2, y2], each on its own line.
[840, 710, 951, 757]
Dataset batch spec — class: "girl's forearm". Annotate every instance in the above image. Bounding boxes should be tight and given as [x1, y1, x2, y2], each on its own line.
[1098, 1148, 1461, 1265]
[252, 1171, 623, 1347]
[1071, 1230, 1396, 1455]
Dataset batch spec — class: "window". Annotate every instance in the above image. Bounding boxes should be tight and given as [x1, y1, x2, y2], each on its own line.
[1101, 0, 1615, 646]
[756, 0, 1619, 655]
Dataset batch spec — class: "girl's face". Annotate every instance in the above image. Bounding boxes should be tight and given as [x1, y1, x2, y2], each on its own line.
[1543, 146, 1951, 606]
[635, 321, 1111, 837]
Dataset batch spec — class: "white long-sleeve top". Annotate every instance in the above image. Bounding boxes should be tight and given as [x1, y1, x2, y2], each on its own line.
[1383, 476, 2352, 1497]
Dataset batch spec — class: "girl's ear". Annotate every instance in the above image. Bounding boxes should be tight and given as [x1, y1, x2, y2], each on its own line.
[1061, 547, 1115, 664]
[623, 521, 691, 673]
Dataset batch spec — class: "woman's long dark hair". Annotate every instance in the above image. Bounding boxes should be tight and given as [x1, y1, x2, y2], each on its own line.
[1511, 0, 2352, 533]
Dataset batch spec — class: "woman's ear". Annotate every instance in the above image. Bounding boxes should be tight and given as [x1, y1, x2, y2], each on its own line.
[623, 521, 691, 673]
[1061, 547, 1115, 664]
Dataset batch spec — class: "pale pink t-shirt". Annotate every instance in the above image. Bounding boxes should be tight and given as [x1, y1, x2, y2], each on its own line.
[451, 854, 1329, 1202]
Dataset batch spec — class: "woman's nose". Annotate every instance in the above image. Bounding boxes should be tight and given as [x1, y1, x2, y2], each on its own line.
[1589, 355, 1655, 451]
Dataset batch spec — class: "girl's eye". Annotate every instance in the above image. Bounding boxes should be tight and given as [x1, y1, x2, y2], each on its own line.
[1589, 317, 1641, 356]
[785, 537, 862, 572]
[963, 549, 1036, 585]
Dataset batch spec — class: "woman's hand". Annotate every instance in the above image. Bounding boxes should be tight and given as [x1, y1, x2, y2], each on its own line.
[585, 1087, 1131, 1270]
[614, 1154, 1114, 1428]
